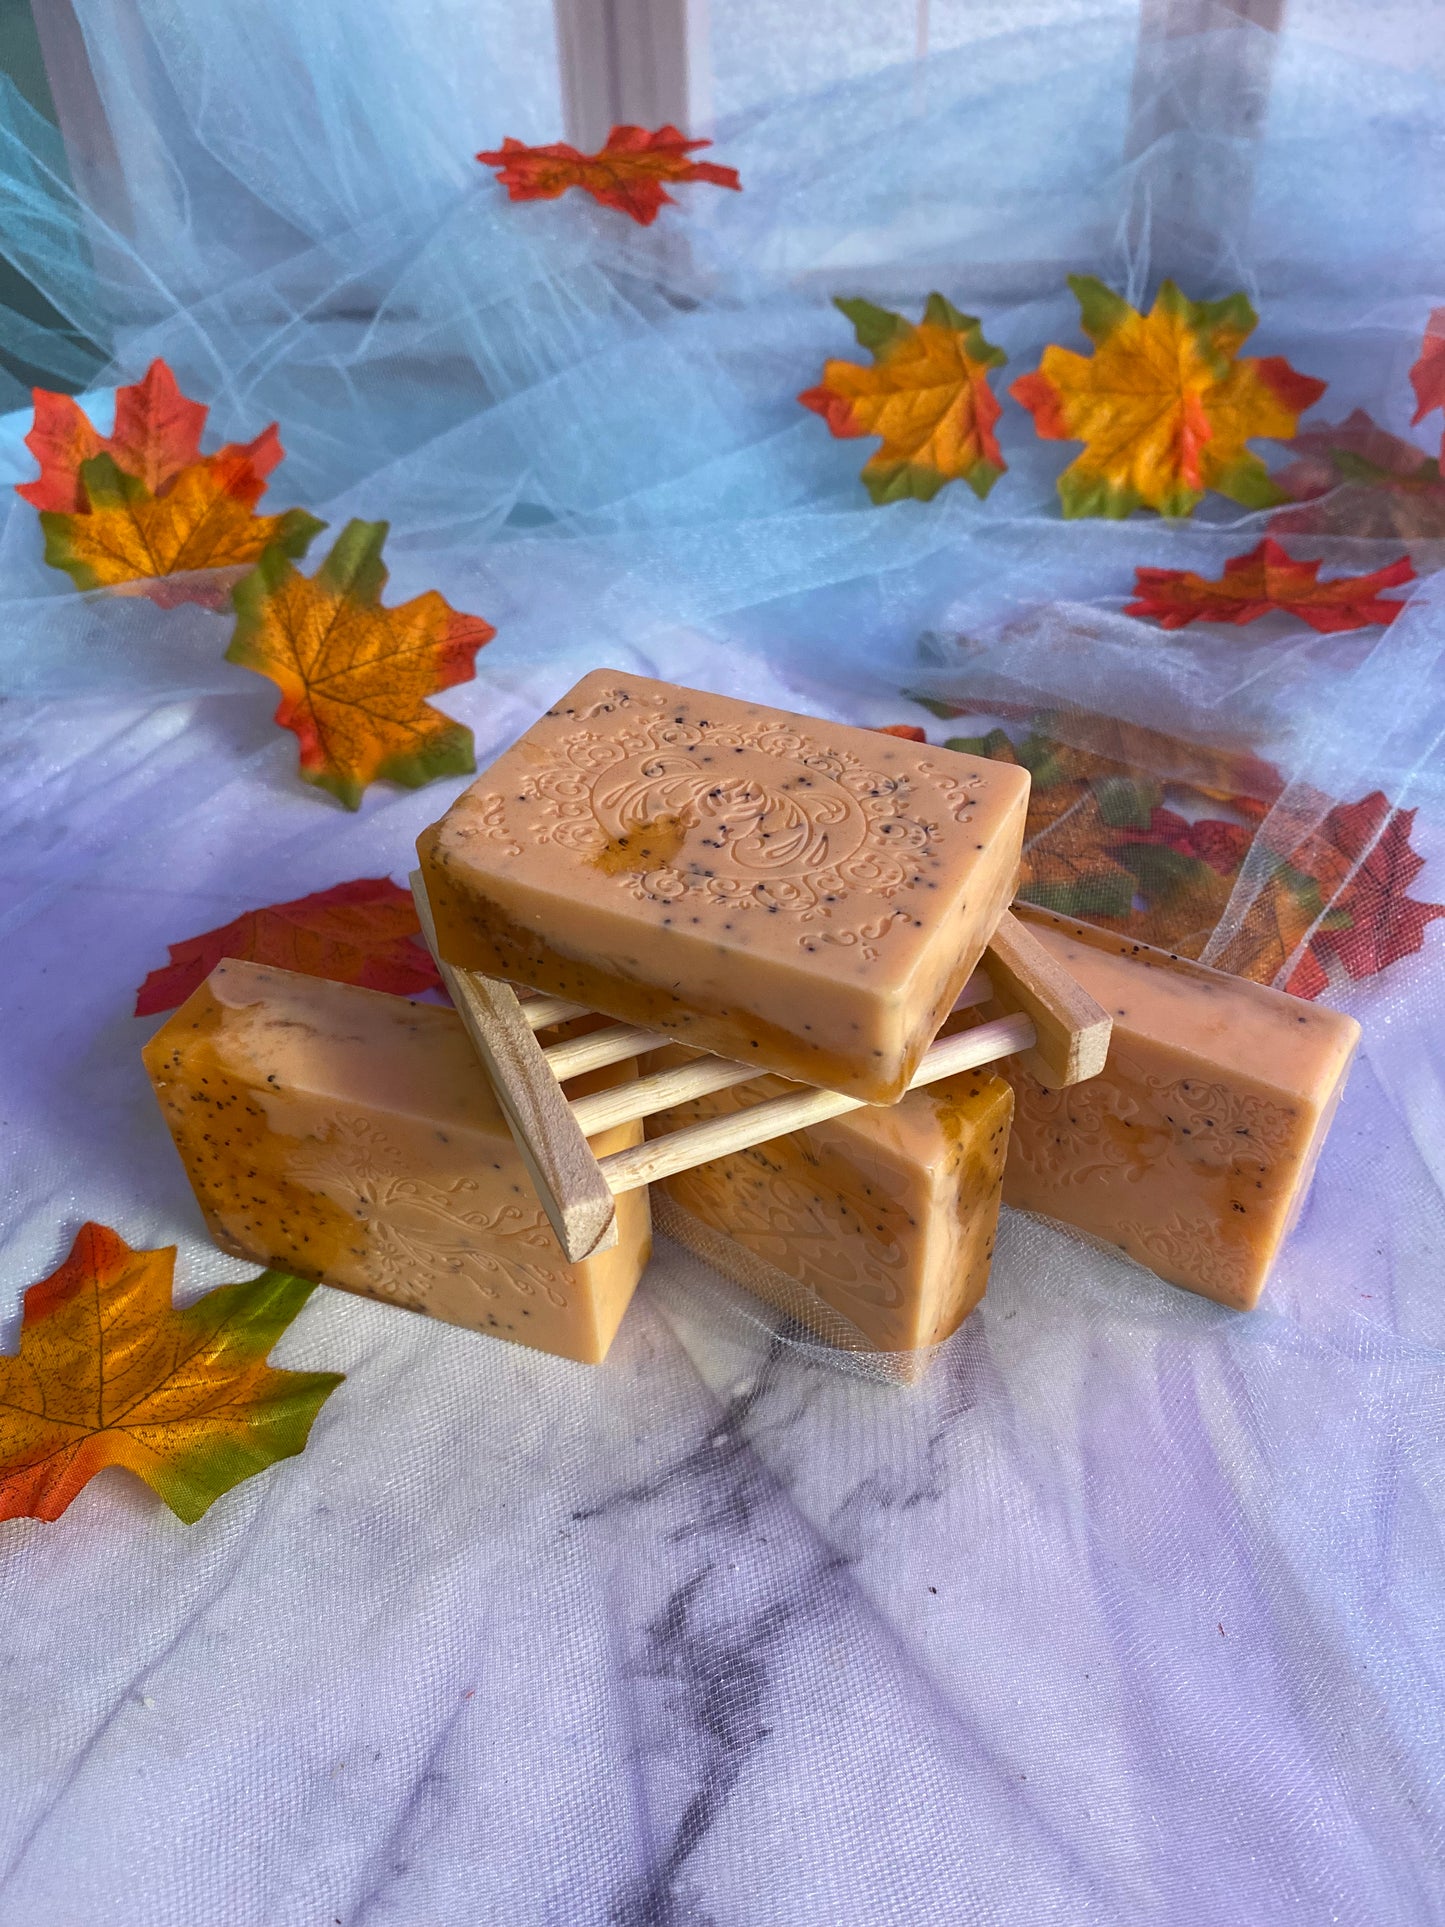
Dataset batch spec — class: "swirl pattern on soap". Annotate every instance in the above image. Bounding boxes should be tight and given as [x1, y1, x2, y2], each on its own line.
[466, 687, 983, 958]
[1114, 1212, 1252, 1299]
[669, 1153, 911, 1312]
[1007, 1048, 1296, 1190]
[289, 1115, 572, 1312]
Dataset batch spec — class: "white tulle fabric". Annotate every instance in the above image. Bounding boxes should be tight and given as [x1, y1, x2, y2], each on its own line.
[0, 3, 1442, 1922]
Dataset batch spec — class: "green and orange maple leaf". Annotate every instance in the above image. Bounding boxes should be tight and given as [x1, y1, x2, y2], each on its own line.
[226, 519, 496, 810]
[908, 699, 1442, 997]
[1010, 277, 1325, 518]
[477, 124, 740, 226]
[1128, 537, 1415, 632]
[1270, 410, 1445, 544]
[0, 1222, 342, 1525]
[20, 360, 321, 604]
[800, 295, 1008, 504]
[135, 877, 443, 1016]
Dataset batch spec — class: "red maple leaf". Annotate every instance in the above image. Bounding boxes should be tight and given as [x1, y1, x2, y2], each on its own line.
[1120, 807, 1254, 877]
[1302, 793, 1445, 983]
[17, 359, 282, 516]
[135, 878, 442, 1016]
[1269, 410, 1445, 543]
[476, 124, 740, 227]
[1127, 537, 1414, 633]
[1409, 308, 1445, 458]
[873, 723, 928, 741]
[1284, 947, 1331, 1002]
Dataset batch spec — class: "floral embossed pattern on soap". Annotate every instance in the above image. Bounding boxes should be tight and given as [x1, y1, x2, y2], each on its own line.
[419, 670, 1031, 1104]
[143, 961, 651, 1363]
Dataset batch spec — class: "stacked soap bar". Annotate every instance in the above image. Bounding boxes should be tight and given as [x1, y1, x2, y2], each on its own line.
[419, 668, 1030, 1104]
[143, 961, 651, 1363]
[649, 1058, 1014, 1357]
[988, 911, 1360, 1310]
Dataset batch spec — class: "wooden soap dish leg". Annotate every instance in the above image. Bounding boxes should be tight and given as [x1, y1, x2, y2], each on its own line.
[410, 873, 621, 1263]
[410, 875, 1112, 1265]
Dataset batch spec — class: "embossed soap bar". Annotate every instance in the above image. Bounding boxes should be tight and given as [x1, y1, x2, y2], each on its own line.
[143, 961, 652, 1362]
[650, 1057, 1013, 1356]
[994, 912, 1360, 1309]
[419, 669, 1030, 1105]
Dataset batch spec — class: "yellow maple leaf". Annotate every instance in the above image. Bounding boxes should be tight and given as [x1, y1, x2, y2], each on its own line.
[226, 518, 496, 809]
[40, 450, 323, 605]
[0, 1222, 341, 1525]
[1011, 277, 1325, 518]
[799, 294, 1007, 503]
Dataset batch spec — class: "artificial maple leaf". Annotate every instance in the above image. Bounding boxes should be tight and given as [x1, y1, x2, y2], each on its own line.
[1210, 868, 1329, 996]
[1128, 537, 1415, 633]
[932, 696, 1284, 809]
[0, 1223, 342, 1525]
[947, 716, 1278, 956]
[226, 519, 495, 810]
[799, 295, 1007, 504]
[1269, 410, 1445, 543]
[20, 359, 320, 605]
[1298, 792, 1445, 983]
[1015, 790, 1141, 922]
[1156, 812, 1254, 877]
[18, 358, 241, 514]
[1409, 308, 1445, 457]
[135, 877, 443, 1017]
[873, 723, 928, 740]
[476, 124, 740, 227]
[41, 451, 323, 606]
[1107, 806, 1250, 955]
[914, 691, 1441, 994]
[1010, 276, 1325, 518]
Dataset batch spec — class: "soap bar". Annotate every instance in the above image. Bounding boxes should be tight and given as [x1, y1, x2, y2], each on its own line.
[419, 668, 1030, 1104]
[990, 912, 1360, 1309]
[143, 961, 652, 1363]
[650, 1056, 1013, 1356]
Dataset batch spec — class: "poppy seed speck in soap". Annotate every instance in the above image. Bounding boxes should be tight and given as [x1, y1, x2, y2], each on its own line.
[418, 670, 1030, 1104]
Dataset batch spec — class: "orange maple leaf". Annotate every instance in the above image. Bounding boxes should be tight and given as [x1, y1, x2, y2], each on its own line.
[911, 695, 1442, 996]
[477, 124, 740, 226]
[1269, 411, 1445, 543]
[1128, 538, 1415, 633]
[21, 359, 321, 604]
[226, 519, 496, 809]
[799, 295, 1007, 504]
[41, 451, 323, 606]
[16, 359, 255, 514]
[1011, 277, 1325, 518]
[946, 715, 1282, 961]
[135, 878, 443, 1016]
[0, 1223, 342, 1525]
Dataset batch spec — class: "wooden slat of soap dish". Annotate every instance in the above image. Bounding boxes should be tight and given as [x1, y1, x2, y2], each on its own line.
[409, 875, 1112, 1264]
[410, 878, 621, 1264]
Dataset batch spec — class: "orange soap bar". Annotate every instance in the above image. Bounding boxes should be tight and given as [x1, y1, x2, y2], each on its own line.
[419, 669, 1030, 1105]
[650, 1059, 1013, 1358]
[995, 912, 1360, 1309]
[143, 961, 651, 1363]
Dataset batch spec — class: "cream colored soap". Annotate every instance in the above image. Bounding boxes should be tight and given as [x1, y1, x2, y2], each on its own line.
[419, 669, 1030, 1105]
[649, 1057, 1014, 1356]
[993, 912, 1360, 1310]
[143, 961, 652, 1363]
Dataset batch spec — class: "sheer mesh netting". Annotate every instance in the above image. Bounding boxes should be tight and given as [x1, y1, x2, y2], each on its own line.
[0, 4, 1442, 1923]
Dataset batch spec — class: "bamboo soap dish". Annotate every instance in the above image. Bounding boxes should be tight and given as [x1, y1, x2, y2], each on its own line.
[410, 874, 1112, 1264]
